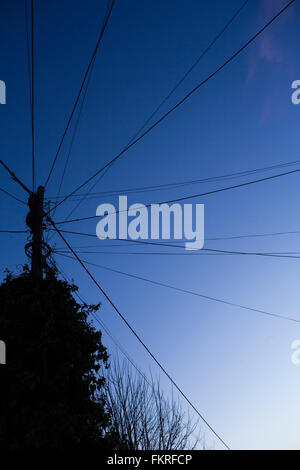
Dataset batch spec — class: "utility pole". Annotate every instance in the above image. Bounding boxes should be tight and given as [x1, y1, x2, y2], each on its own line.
[0, 161, 50, 279]
[26, 185, 45, 279]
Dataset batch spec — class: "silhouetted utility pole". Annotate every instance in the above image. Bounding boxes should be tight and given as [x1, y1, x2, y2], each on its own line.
[26, 186, 45, 279]
[0, 161, 50, 279]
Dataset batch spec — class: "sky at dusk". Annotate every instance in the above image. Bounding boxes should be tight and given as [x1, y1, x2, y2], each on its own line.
[1, 0, 300, 450]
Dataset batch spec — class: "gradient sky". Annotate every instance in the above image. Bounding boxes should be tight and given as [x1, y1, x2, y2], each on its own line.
[1, 0, 300, 450]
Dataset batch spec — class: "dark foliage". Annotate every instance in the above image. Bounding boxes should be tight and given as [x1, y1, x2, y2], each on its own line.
[0, 266, 111, 450]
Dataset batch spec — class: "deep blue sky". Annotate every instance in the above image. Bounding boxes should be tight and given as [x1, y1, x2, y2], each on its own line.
[1, 0, 300, 449]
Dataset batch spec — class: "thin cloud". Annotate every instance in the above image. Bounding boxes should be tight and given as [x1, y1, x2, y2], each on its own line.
[245, 0, 295, 123]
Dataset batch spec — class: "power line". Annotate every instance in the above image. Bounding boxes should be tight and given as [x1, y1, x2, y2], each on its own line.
[90, 311, 152, 387]
[51, 228, 300, 249]
[58, 0, 249, 221]
[206, 230, 300, 242]
[124, 0, 249, 146]
[54, 1, 113, 207]
[54, 64, 95, 204]
[57, 252, 257, 454]
[31, 0, 35, 192]
[0, 160, 32, 196]
[53, 250, 230, 256]
[55, 259, 151, 386]
[47, 157, 300, 246]
[55, 251, 300, 325]
[47, 2, 113, 238]
[49, 228, 300, 260]
[48, 0, 296, 215]
[0, 187, 27, 205]
[45, 158, 300, 201]
[53, 250, 300, 258]
[48, 51, 97, 232]
[47, 215, 230, 450]
[45, 1, 114, 244]
[44, 0, 115, 189]
[25, 0, 32, 115]
[54, 166, 300, 225]
[0, 230, 28, 234]
[54, 2, 114, 223]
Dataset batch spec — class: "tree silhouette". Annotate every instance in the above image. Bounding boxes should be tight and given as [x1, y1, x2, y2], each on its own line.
[0, 265, 111, 450]
[104, 359, 202, 450]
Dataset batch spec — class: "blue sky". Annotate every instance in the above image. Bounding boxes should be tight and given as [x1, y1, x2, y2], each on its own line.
[1, 0, 300, 450]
